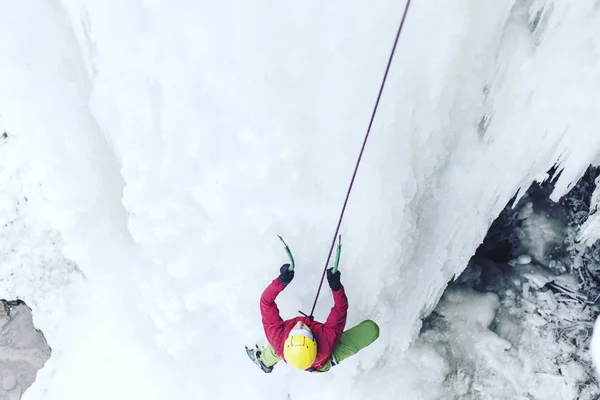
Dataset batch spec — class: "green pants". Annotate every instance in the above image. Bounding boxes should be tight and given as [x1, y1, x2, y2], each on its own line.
[261, 320, 379, 372]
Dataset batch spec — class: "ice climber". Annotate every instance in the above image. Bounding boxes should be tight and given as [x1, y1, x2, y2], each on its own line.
[248, 264, 380, 373]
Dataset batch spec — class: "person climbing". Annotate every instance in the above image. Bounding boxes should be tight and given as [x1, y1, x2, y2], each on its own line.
[247, 263, 379, 373]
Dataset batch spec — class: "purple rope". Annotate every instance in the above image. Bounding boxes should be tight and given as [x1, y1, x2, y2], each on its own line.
[308, 0, 413, 318]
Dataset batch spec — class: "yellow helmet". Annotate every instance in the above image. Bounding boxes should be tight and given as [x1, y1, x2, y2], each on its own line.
[283, 328, 317, 370]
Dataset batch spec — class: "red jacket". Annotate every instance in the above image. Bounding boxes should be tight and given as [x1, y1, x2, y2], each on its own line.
[260, 278, 348, 370]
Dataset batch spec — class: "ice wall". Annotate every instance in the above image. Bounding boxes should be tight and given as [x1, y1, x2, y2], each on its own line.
[1, 0, 600, 399]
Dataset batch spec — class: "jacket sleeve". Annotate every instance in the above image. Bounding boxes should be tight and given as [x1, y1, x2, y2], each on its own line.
[260, 278, 286, 354]
[323, 285, 348, 337]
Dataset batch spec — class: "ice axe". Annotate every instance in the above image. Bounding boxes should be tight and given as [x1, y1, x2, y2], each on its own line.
[332, 235, 341, 274]
[277, 235, 341, 273]
[277, 235, 295, 271]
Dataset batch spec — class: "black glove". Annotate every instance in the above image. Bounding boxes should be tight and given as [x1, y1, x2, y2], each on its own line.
[327, 268, 341, 291]
[278, 264, 294, 286]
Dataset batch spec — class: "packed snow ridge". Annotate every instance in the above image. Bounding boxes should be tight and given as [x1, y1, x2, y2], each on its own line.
[1, 0, 600, 399]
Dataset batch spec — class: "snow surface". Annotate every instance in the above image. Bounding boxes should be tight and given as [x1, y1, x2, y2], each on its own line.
[1, 0, 600, 399]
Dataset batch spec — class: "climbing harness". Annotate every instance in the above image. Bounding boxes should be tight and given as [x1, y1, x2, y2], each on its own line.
[281, 0, 413, 320]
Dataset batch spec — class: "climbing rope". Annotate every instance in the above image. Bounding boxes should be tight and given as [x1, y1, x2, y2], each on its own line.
[305, 0, 413, 319]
